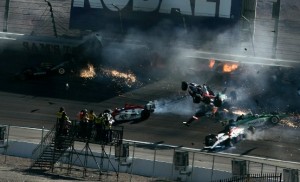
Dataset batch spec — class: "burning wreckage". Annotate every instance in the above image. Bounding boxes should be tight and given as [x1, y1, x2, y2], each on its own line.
[104, 101, 155, 125]
[181, 80, 227, 126]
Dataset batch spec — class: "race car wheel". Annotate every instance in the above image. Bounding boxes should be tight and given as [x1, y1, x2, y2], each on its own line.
[213, 95, 223, 107]
[269, 116, 280, 125]
[203, 97, 211, 105]
[103, 109, 112, 114]
[58, 68, 66, 75]
[224, 139, 233, 148]
[193, 96, 201, 103]
[248, 126, 255, 134]
[181, 81, 188, 91]
[141, 110, 150, 121]
[205, 134, 217, 146]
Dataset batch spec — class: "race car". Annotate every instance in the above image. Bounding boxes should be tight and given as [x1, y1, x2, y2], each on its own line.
[221, 112, 285, 133]
[181, 81, 226, 107]
[15, 61, 73, 80]
[202, 125, 245, 151]
[105, 101, 155, 124]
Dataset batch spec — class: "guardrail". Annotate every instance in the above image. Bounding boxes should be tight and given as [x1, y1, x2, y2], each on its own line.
[1, 125, 299, 182]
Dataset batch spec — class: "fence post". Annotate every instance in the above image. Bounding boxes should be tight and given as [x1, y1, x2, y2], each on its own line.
[41, 126, 44, 153]
[4, 125, 10, 164]
[211, 155, 215, 181]
[129, 143, 136, 182]
[152, 146, 157, 181]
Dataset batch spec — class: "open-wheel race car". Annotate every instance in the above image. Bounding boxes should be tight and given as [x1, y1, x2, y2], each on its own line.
[202, 125, 245, 152]
[15, 61, 74, 80]
[181, 81, 226, 107]
[105, 101, 155, 124]
[221, 112, 286, 133]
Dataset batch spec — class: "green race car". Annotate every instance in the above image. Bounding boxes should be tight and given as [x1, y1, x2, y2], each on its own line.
[222, 112, 288, 132]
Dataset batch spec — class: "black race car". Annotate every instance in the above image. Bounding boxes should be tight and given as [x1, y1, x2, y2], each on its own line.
[15, 61, 74, 80]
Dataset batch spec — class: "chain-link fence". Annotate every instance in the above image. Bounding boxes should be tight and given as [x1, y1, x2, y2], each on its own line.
[1, 125, 299, 181]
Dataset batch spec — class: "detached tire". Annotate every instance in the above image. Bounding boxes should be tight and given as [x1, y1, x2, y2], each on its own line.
[181, 81, 188, 91]
[58, 68, 66, 75]
[269, 116, 280, 125]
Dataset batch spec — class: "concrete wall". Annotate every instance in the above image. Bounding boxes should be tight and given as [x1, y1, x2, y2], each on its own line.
[0, 140, 231, 182]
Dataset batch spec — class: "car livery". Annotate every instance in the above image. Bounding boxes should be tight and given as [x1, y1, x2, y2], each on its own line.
[108, 101, 155, 124]
[202, 125, 245, 151]
[181, 81, 226, 107]
[222, 112, 287, 129]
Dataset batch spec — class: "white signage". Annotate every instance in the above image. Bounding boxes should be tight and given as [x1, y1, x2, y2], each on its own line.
[73, 0, 232, 18]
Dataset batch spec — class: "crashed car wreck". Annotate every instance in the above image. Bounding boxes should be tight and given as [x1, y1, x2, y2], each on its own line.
[15, 60, 74, 80]
[181, 81, 226, 107]
[220, 112, 286, 133]
[105, 101, 155, 124]
[202, 124, 246, 152]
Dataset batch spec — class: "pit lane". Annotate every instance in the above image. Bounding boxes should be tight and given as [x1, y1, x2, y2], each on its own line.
[0, 57, 300, 163]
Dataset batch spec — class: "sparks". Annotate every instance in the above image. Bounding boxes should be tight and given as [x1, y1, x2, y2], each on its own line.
[102, 68, 137, 86]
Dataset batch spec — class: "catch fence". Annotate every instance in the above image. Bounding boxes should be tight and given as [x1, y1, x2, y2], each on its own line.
[0, 125, 300, 182]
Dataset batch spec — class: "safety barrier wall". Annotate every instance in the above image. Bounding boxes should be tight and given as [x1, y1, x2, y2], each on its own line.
[0, 125, 300, 182]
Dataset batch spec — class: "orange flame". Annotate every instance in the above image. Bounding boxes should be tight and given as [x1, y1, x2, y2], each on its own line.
[209, 59, 215, 69]
[223, 63, 239, 73]
[80, 64, 96, 78]
[102, 68, 137, 85]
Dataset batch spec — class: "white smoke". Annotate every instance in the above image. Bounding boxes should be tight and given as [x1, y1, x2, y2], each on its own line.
[154, 96, 198, 116]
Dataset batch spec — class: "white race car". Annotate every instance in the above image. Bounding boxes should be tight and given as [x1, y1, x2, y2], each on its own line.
[106, 101, 155, 124]
[202, 125, 245, 151]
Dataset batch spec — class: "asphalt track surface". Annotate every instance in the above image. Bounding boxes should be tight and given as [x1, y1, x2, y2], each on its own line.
[1, 54, 300, 164]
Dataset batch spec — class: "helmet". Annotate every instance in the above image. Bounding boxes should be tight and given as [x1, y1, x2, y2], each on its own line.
[59, 107, 64, 112]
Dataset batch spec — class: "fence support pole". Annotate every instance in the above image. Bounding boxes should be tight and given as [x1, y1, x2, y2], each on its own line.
[152, 146, 157, 181]
[211, 156, 215, 181]
[129, 143, 136, 182]
[3, 0, 10, 32]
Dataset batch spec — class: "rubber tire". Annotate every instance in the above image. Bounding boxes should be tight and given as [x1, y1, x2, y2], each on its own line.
[269, 116, 280, 125]
[193, 96, 201, 103]
[248, 126, 255, 134]
[103, 109, 112, 114]
[213, 95, 223, 107]
[181, 81, 188, 91]
[203, 97, 211, 105]
[141, 110, 150, 121]
[205, 134, 217, 146]
[58, 68, 66, 75]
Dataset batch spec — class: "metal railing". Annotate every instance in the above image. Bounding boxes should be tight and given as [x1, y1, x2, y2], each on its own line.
[31, 124, 56, 161]
[2, 125, 300, 181]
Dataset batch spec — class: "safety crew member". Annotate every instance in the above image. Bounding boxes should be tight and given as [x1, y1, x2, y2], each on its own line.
[59, 111, 71, 136]
[56, 107, 65, 133]
[87, 110, 97, 139]
[103, 113, 113, 143]
[57, 107, 65, 123]
[78, 109, 88, 138]
[94, 113, 106, 142]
